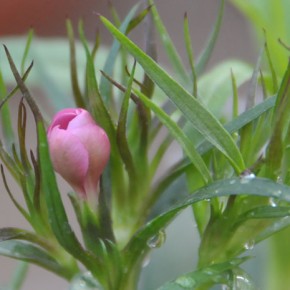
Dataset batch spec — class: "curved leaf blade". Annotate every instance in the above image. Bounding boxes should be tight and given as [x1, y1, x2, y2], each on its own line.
[157, 257, 249, 290]
[0, 240, 68, 278]
[100, 16, 245, 172]
[125, 177, 290, 267]
[134, 88, 211, 183]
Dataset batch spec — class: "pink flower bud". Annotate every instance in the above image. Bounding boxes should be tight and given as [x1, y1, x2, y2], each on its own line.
[47, 108, 110, 201]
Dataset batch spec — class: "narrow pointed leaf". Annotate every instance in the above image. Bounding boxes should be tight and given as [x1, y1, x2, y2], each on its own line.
[266, 59, 290, 178]
[126, 6, 152, 34]
[66, 19, 85, 108]
[148, 0, 189, 83]
[101, 16, 245, 172]
[0, 240, 70, 279]
[117, 63, 137, 188]
[0, 69, 14, 149]
[196, 0, 225, 75]
[99, 4, 140, 102]
[20, 29, 34, 75]
[134, 89, 211, 183]
[183, 13, 197, 97]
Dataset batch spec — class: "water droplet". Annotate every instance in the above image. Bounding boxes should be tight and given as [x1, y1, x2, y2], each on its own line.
[276, 176, 283, 183]
[175, 276, 196, 288]
[244, 240, 255, 250]
[203, 269, 215, 275]
[272, 190, 282, 197]
[240, 170, 256, 184]
[147, 229, 166, 249]
[235, 274, 252, 288]
[70, 272, 103, 290]
[269, 197, 278, 207]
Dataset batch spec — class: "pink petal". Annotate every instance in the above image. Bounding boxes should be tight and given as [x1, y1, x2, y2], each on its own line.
[67, 109, 96, 130]
[48, 126, 89, 196]
[71, 124, 110, 193]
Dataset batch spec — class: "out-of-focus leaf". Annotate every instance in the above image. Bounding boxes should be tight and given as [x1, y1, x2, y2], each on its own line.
[183, 13, 197, 97]
[157, 257, 249, 290]
[101, 16, 245, 172]
[7, 262, 28, 290]
[21, 29, 34, 75]
[230, 0, 289, 77]
[198, 60, 253, 117]
[196, 0, 225, 75]
[126, 6, 152, 34]
[66, 19, 85, 108]
[99, 4, 140, 103]
[148, 0, 189, 84]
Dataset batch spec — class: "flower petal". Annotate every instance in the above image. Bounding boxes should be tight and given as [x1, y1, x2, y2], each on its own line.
[48, 126, 89, 196]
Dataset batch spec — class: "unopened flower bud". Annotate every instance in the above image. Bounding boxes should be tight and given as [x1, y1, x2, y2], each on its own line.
[47, 108, 110, 201]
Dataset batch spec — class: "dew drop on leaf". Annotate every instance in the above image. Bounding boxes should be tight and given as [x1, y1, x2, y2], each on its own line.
[276, 176, 283, 184]
[240, 171, 256, 184]
[175, 276, 196, 288]
[269, 197, 278, 207]
[244, 240, 255, 250]
[147, 229, 166, 249]
[272, 190, 282, 197]
[70, 272, 103, 290]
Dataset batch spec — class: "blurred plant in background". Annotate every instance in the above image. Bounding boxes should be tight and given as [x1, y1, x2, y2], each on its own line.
[0, 0, 290, 289]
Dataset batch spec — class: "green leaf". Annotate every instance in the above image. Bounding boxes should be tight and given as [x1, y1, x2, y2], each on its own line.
[0, 240, 68, 279]
[66, 19, 85, 108]
[101, 16, 245, 172]
[151, 94, 276, 211]
[266, 59, 290, 178]
[126, 5, 152, 34]
[148, 0, 189, 84]
[230, 0, 289, 77]
[0, 69, 14, 150]
[134, 89, 211, 183]
[157, 257, 249, 290]
[183, 13, 197, 97]
[264, 38, 278, 94]
[20, 29, 34, 75]
[198, 95, 276, 155]
[198, 60, 252, 117]
[125, 177, 290, 269]
[7, 262, 29, 290]
[99, 4, 140, 103]
[196, 0, 225, 75]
